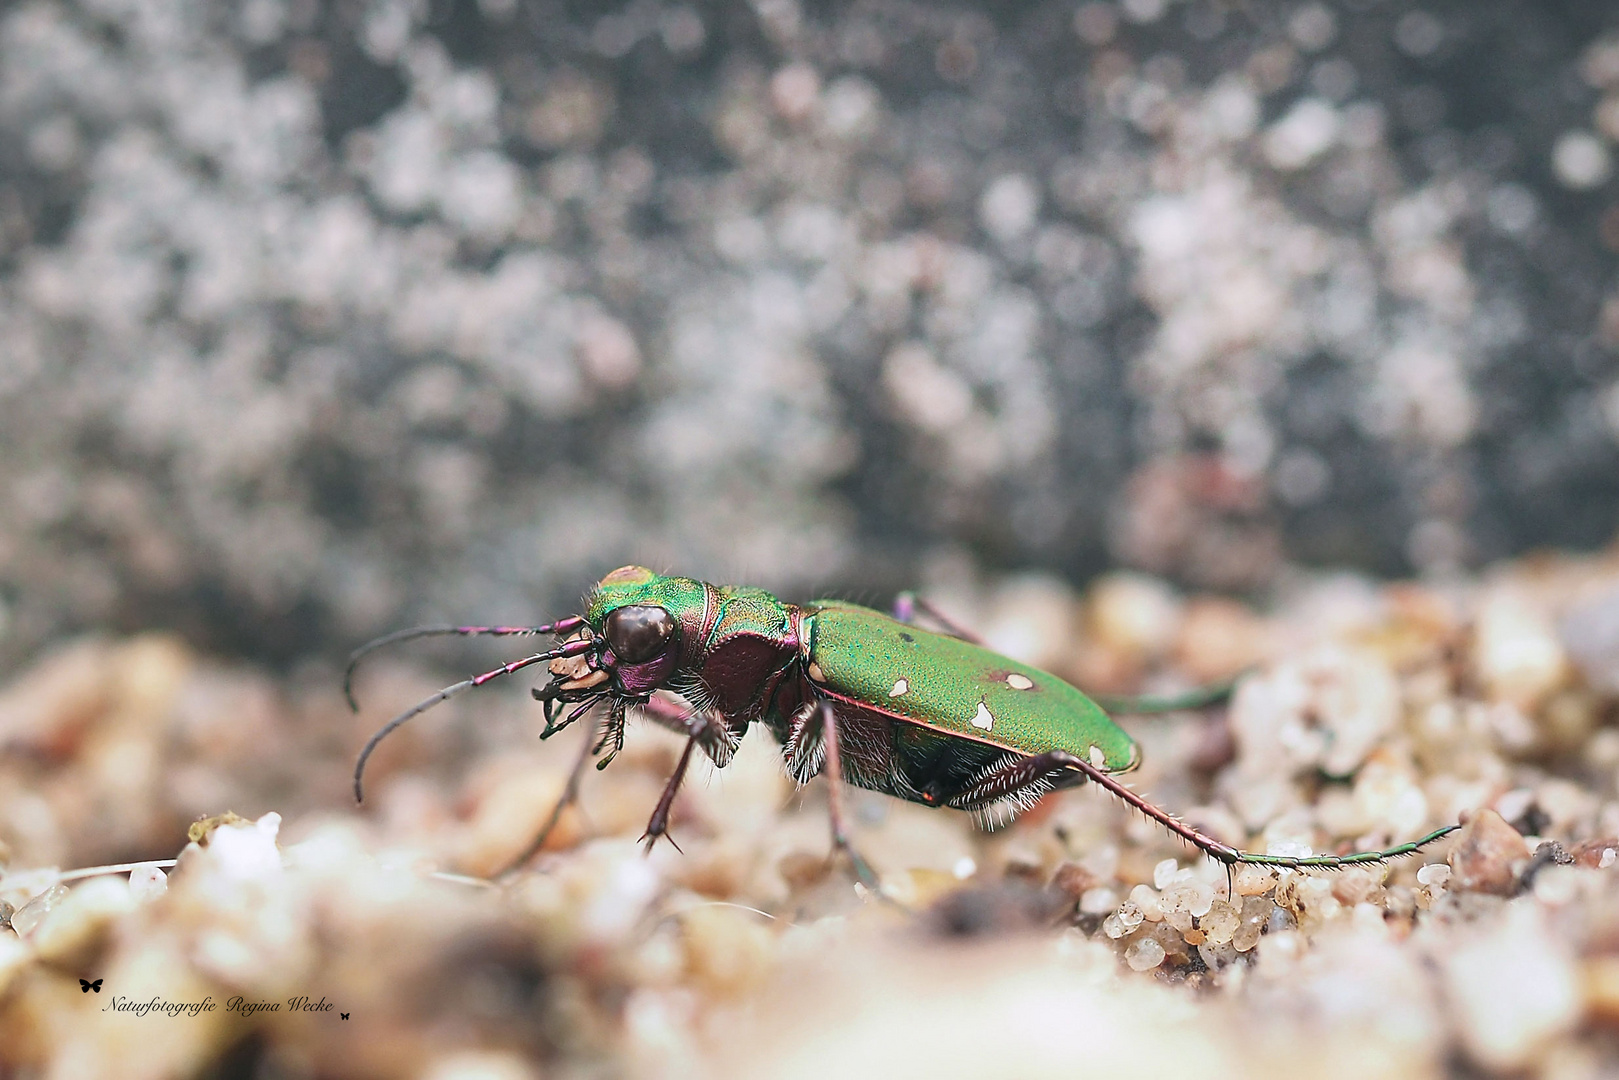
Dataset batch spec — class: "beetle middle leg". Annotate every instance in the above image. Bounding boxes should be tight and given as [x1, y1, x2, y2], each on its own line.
[782, 700, 880, 889]
[893, 592, 984, 644]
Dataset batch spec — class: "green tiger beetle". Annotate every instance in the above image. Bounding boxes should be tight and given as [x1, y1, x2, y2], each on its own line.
[346, 566, 1457, 887]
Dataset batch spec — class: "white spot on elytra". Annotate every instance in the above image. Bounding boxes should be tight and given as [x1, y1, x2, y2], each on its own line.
[1006, 673, 1034, 690]
[972, 702, 995, 731]
[889, 678, 909, 697]
[1088, 745, 1107, 769]
[807, 662, 825, 682]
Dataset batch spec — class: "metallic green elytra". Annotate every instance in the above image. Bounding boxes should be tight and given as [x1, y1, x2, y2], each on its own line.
[804, 600, 1139, 772]
[347, 566, 1460, 879]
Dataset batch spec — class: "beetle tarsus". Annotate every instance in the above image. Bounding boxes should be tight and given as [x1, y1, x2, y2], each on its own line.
[1062, 751, 1459, 874]
[640, 734, 699, 856]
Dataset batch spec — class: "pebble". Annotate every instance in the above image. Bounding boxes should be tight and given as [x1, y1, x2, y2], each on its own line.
[30, 876, 134, 965]
[1159, 879, 1215, 920]
[1124, 935, 1166, 972]
[1585, 957, 1619, 1026]
[1559, 585, 1619, 694]
[1200, 899, 1239, 946]
[1196, 938, 1240, 973]
[1472, 591, 1569, 709]
[1570, 838, 1619, 869]
[1102, 900, 1145, 939]
[456, 766, 583, 877]
[1443, 905, 1580, 1070]
[1415, 862, 1451, 888]
[1152, 859, 1180, 890]
[1079, 887, 1120, 916]
[1129, 883, 1164, 921]
[1174, 598, 1271, 683]
[681, 905, 776, 998]
[10, 883, 68, 938]
[128, 864, 168, 903]
[1447, 809, 1529, 896]
[1085, 572, 1182, 660]
[1232, 896, 1273, 953]
[1048, 862, 1093, 899]
[1232, 864, 1275, 896]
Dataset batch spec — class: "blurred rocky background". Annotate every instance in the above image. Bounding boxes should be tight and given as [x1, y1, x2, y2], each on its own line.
[3, 0, 1619, 671]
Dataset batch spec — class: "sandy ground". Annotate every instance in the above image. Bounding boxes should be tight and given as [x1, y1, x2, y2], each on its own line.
[3, 553, 1619, 1079]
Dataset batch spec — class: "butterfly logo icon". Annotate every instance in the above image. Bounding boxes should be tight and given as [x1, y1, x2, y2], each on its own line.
[80, 979, 102, 994]
[340, 1012, 350, 1020]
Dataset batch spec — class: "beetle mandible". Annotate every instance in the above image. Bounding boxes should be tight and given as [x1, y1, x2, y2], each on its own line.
[346, 566, 1457, 883]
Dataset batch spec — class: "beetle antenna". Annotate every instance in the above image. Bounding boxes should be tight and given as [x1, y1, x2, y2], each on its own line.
[1063, 754, 1459, 871]
[352, 637, 595, 803]
[344, 618, 586, 712]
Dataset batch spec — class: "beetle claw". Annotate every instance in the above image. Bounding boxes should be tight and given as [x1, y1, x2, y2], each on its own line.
[640, 827, 683, 856]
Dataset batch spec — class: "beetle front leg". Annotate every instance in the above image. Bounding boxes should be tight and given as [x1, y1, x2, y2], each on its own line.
[640, 735, 699, 853]
[637, 693, 742, 767]
[496, 701, 609, 879]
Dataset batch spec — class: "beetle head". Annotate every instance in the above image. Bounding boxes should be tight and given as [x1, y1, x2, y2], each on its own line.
[541, 567, 689, 700]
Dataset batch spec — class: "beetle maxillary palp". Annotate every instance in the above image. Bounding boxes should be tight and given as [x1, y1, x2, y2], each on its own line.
[547, 631, 611, 693]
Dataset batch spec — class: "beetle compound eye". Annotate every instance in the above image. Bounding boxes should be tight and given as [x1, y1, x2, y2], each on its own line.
[604, 605, 675, 664]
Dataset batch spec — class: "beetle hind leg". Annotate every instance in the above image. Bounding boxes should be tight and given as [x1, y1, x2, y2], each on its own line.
[946, 751, 1088, 829]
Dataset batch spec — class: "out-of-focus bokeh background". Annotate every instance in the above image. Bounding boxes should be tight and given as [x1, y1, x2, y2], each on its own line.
[7, 2, 1619, 1079]
[3, 0, 1619, 670]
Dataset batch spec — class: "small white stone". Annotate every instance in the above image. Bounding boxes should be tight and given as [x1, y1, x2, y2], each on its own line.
[207, 812, 284, 883]
[129, 864, 169, 902]
[1153, 859, 1179, 890]
[1552, 131, 1612, 190]
[972, 702, 995, 730]
[1006, 673, 1034, 690]
[889, 678, 909, 697]
[1444, 905, 1579, 1070]
[1263, 98, 1340, 170]
[979, 173, 1040, 243]
[1079, 887, 1119, 915]
[1416, 863, 1452, 888]
[1125, 936, 1166, 971]
[952, 856, 976, 880]
[10, 884, 68, 937]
